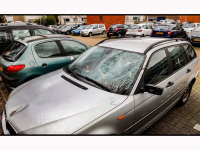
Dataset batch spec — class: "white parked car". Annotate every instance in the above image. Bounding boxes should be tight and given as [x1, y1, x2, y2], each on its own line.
[80, 24, 106, 37]
[183, 23, 200, 35]
[126, 24, 153, 37]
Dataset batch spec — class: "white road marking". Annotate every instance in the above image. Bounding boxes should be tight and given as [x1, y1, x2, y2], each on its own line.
[193, 124, 200, 131]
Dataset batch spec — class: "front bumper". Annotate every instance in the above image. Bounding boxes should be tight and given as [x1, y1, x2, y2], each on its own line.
[71, 32, 80, 35]
[80, 32, 89, 36]
[2, 110, 10, 135]
[126, 32, 142, 36]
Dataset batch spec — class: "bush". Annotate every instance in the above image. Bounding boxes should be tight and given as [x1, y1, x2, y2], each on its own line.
[45, 16, 56, 26]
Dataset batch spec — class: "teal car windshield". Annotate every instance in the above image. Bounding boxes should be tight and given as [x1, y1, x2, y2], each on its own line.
[3, 42, 26, 61]
[67, 46, 144, 95]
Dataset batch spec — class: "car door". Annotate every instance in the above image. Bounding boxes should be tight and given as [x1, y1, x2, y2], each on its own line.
[93, 25, 98, 34]
[166, 45, 191, 101]
[0, 29, 12, 54]
[142, 25, 149, 35]
[59, 40, 88, 62]
[98, 24, 103, 34]
[32, 41, 69, 74]
[127, 49, 174, 134]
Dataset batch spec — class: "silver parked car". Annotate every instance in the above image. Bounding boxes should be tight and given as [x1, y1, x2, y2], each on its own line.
[80, 24, 106, 37]
[2, 38, 199, 134]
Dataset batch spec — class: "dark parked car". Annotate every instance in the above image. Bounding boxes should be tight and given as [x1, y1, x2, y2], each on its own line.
[150, 25, 186, 38]
[59, 24, 83, 35]
[188, 26, 200, 46]
[0, 23, 56, 54]
[107, 24, 129, 38]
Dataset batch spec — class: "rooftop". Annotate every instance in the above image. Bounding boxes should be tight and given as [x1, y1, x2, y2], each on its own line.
[98, 37, 185, 53]
[17, 34, 70, 43]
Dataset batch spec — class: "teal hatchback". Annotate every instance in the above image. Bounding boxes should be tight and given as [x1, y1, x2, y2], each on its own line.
[0, 34, 90, 91]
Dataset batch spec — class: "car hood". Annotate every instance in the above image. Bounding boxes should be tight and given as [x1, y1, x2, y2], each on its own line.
[81, 29, 92, 32]
[190, 31, 200, 37]
[72, 29, 82, 32]
[5, 69, 127, 134]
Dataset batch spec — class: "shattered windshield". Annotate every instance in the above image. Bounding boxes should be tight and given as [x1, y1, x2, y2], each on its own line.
[67, 46, 144, 95]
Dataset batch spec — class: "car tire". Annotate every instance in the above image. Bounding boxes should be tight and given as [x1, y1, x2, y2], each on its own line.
[118, 33, 122, 38]
[89, 32, 92, 37]
[141, 34, 145, 37]
[102, 31, 106, 35]
[177, 84, 192, 106]
[66, 31, 70, 35]
[107, 35, 110, 38]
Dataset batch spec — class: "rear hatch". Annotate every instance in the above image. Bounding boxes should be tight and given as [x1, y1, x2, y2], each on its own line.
[108, 25, 118, 32]
[0, 41, 26, 74]
[152, 25, 170, 37]
[127, 25, 141, 33]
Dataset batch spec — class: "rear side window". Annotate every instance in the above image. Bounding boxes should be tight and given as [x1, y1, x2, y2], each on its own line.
[60, 40, 87, 56]
[117, 24, 124, 28]
[34, 29, 54, 35]
[144, 49, 169, 85]
[35, 41, 62, 58]
[12, 29, 31, 40]
[183, 44, 197, 61]
[130, 25, 141, 29]
[3, 42, 25, 61]
[110, 25, 117, 28]
[167, 45, 188, 72]
[0, 30, 8, 43]
[124, 25, 129, 29]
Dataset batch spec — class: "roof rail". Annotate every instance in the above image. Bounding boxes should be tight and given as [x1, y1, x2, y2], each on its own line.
[95, 36, 135, 46]
[144, 38, 186, 54]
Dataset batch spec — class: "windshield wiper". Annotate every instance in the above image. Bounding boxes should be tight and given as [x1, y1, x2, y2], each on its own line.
[65, 67, 80, 80]
[77, 74, 111, 92]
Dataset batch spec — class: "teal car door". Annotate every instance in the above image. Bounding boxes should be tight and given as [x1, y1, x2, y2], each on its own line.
[59, 40, 88, 63]
[32, 41, 69, 74]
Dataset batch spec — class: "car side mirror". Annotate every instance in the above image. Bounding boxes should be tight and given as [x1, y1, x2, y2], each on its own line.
[140, 84, 163, 95]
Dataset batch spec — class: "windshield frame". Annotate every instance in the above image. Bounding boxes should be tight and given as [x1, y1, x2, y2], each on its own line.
[85, 25, 94, 29]
[64, 46, 145, 95]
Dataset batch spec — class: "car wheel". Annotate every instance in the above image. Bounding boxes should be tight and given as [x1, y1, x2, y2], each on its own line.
[107, 35, 110, 38]
[177, 84, 192, 106]
[141, 34, 145, 37]
[66, 31, 70, 35]
[89, 32, 92, 37]
[102, 31, 106, 35]
[118, 33, 122, 38]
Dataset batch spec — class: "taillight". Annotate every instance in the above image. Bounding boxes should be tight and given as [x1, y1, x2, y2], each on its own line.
[168, 31, 172, 35]
[114, 28, 120, 31]
[7, 65, 25, 73]
[138, 30, 142, 32]
[151, 30, 153, 34]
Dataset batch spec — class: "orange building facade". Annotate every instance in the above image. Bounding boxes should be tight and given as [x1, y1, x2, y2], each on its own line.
[180, 15, 200, 23]
[86, 15, 125, 30]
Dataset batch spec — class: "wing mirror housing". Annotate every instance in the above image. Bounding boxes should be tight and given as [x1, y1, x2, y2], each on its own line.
[140, 84, 163, 95]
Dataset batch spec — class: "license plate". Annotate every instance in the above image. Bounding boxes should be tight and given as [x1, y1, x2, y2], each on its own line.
[72, 32, 74, 34]
[109, 33, 113, 35]
[186, 32, 189, 34]
[0, 66, 3, 72]
[157, 32, 163, 34]
[81, 33, 83, 34]
[194, 39, 200, 41]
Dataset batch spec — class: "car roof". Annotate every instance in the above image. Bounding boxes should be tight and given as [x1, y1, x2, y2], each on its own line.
[0, 23, 44, 27]
[98, 38, 185, 54]
[16, 34, 70, 43]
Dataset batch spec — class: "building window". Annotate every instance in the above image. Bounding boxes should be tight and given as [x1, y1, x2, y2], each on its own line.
[100, 16, 103, 20]
[65, 18, 70, 22]
[133, 17, 139, 21]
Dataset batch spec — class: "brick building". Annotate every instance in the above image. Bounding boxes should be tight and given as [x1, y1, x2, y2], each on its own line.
[180, 15, 200, 23]
[86, 15, 125, 30]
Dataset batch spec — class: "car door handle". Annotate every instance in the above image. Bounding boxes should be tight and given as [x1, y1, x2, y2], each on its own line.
[166, 82, 174, 88]
[186, 69, 191, 73]
[42, 63, 47, 67]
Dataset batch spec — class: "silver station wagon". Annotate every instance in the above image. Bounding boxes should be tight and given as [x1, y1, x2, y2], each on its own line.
[2, 37, 199, 134]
